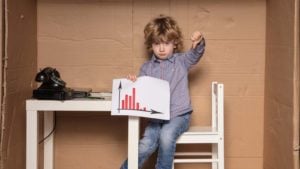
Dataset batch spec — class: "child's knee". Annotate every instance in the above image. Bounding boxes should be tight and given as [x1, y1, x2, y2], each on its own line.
[159, 133, 176, 148]
[139, 137, 157, 153]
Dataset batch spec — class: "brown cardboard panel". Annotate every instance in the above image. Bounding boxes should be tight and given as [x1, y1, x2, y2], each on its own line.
[38, 38, 133, 67]
[1, 0, 37, 169]
[195, 40, 265, 74]
[224, 98, 263, 157]
[38, 0, 132, 43]
[54, 114, 128, 145]
[6, 3, 37, 70]
[264, 44, 294, 107]
[266, 45, 294, 81]
[6, 67, 36, 96]
[264, 0, 297, 169]
[264, 99, 294, 169]
[1, 94, 28, 169]
[187, 0, 265, 40]
[265, 77, 294, 107]
[266, 0, 295, 47]
[225, 157, 263, 169]
[37, 2, 134, 68]
[55, 144, 127, 169]
[54, 114, 128, 168]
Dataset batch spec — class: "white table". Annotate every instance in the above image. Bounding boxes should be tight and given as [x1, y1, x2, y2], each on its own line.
[26, 99, 140, 169]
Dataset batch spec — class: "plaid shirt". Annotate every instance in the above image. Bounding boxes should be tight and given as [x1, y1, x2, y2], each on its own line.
[139, 39, 205, 119]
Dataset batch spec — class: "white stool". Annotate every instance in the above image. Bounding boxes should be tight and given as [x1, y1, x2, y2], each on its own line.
[173, 82, 224, 169]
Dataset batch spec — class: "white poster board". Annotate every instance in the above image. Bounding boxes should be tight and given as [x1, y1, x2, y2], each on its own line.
[111, 76, 170, 120]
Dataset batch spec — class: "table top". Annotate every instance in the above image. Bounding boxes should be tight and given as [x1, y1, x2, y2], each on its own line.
[26, 98, 112, 111]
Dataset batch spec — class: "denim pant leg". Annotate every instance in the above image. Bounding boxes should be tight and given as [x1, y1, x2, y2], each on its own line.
[155, 113, 191, 169]
[120, 121, 161, 169]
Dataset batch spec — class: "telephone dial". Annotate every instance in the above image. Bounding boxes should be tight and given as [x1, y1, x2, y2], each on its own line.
[33, 67, 89, 100]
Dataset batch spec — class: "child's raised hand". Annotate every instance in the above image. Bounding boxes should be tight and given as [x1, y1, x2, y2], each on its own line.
[127, 74, 137, 82]
[191, 31, 203, 49]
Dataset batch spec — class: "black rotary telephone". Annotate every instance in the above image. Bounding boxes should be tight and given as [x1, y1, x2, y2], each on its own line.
[32, 67, 73, 100]
[32, 67, 91, 100]
[35, 67, 66, 89]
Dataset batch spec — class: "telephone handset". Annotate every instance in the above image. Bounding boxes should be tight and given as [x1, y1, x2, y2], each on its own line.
[35, 67, 66, 89]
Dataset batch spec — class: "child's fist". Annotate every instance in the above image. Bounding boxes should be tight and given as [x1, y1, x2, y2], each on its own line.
[191, 31, 203, 49]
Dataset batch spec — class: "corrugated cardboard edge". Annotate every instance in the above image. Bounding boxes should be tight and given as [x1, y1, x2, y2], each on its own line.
[264, 0, 298, 169]
[293, 0, 299, 169]
[0, 0, 37, 168]
[0, 0, 8, 168]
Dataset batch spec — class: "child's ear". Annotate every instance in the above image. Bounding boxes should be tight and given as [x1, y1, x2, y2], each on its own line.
[173, 41, 177, 48]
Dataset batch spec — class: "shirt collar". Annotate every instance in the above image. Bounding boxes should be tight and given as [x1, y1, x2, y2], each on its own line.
[151, 54, 175, 63]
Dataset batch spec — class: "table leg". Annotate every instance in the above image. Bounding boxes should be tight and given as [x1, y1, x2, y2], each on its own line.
[44, 111, 54, 169]
[128, 116, 140, 169]
[26, 110, 38, 169]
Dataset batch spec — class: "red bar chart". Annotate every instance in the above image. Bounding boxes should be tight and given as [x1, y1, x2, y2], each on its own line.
[120, 88, 148, 111]
[112, 78, 168, 119]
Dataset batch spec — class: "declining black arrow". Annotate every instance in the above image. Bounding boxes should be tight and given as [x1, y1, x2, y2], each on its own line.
[118, 81, 122, 113]
[126, 109, 163, 114]
[150, 109, 163, 114]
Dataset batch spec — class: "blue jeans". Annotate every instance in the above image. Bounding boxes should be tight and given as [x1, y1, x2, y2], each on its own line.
[120, 112, 191, 169]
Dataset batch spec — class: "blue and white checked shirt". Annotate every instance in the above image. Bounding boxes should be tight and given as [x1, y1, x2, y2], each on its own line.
[139, 39, 205, 119]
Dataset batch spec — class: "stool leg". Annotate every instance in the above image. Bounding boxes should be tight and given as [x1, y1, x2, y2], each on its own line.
[218, 141, 224, 169]
[212, 144, 218, 169]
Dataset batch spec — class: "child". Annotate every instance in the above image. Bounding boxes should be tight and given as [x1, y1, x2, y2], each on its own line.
[121, 15, 205, 169]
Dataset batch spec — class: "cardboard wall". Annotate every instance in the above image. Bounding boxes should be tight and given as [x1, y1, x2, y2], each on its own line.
[37, 0, 266, 169]
[0, 0, 37, 169]
[2, 0, 298, 169]
[263, 0, 299, 169]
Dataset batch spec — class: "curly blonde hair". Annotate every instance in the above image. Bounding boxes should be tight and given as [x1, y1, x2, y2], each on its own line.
[144, 15, 184, 53]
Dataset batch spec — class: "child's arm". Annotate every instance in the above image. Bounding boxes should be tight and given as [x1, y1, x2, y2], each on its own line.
[183, 31, 205, 68]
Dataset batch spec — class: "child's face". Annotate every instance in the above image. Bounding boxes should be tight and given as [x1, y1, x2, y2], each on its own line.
[151, 41, 175, 60]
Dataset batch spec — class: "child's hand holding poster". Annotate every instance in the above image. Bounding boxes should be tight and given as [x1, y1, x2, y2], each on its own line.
[111, 76, 170, 120]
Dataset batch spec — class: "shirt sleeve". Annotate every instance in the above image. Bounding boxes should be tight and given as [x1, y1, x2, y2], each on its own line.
[183, 38, 206, 69]
[138, 62, 148, 77]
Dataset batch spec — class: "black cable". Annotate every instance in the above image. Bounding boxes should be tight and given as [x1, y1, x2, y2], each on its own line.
[39, 112, 56, 144]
